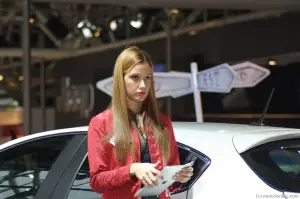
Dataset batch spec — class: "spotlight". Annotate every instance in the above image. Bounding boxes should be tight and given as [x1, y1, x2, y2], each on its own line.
[110, 18, 124, 31]
[268, 59, 277, 66]
[170, 9, 180, 15]
[130, 13, 144, 29]
[77, 19, 101, 39]
[29, 17, 35, 24]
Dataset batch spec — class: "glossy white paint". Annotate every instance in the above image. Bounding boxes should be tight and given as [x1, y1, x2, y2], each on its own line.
[1, 122, 300, 198]
[171, 122, 300, 199]
[0, 126, 88, 151]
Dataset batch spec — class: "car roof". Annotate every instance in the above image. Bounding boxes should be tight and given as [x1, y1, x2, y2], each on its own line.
[1, 122, 300, 154]
[0, 126, 88, 150]
[172, 122, 300, 154]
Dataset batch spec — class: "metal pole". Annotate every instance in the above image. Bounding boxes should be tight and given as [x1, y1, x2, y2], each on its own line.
[22, 0, 31, 135]
[39, 30, 46, 131]
[40, 60, 46, 131]
[190, 62, 204, 122]
[166, 10, 172, 119]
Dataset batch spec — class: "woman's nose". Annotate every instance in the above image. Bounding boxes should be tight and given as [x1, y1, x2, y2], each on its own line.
[139, 80, 146, 88]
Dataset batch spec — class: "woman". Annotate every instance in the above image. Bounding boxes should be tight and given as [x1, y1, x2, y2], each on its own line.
[88, 46, 193, 199]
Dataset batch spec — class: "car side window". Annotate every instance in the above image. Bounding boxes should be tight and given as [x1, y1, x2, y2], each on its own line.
[66, 157, 101, 199]
[172, 143, 211, 194]
[0, 134, 75, 199]
[241, 138, 300, 193]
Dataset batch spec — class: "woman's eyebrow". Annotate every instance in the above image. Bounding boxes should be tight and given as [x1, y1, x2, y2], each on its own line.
[129, 73, 140, 76]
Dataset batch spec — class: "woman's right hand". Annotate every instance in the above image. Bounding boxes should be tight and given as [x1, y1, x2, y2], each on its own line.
[130, 161, 163, 187]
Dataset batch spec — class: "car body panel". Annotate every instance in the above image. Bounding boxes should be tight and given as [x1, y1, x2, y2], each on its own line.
[233, 130, 300, 153]
[1, 122, 298, 157]
[1, 122, 300, 199]
[0, 126, 88, 151]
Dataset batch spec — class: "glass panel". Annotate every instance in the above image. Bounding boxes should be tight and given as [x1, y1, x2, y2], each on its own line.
[241, 138, 300, 192]
[66, 158, 101, 199]
[0, 134, 75, 199]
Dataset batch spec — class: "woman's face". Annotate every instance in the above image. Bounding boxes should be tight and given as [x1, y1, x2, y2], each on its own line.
[124, 62, 153, 104]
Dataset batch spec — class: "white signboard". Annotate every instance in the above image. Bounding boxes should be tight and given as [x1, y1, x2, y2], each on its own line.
[97, 63, 236, 99]
[96, 72, 193, 99]
[197, 63, 236, 93]
[154, 72, 193, 98]
[96, 61, 270, 123]
[96, 76, 114, 97]
[232, 61, 270, 88]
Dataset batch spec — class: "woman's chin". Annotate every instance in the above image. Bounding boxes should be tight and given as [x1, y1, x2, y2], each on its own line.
[134, 96, 147, 103]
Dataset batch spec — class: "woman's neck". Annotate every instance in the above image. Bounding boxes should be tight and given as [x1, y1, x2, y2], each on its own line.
[127, 99, 142, 114]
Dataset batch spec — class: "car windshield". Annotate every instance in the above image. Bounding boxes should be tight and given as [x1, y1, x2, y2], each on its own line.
[241, 138, 300, 193]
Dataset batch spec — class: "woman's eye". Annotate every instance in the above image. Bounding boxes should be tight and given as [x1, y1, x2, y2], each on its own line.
[145, 76, 152, 80]
[131, 75, 139, 80]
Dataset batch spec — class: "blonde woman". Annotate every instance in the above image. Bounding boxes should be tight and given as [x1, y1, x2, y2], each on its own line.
[88, 46, 193, 199]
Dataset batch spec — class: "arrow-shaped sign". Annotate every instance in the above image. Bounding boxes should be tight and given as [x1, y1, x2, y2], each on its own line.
[96, 71, 193, 99]
[96, 63, 236, 99]
[196, 63, 236, 93]
[153, 72, 193, 98]
[96, 76, 114, 97]
[232, 61, 270, 88]
[96, 61, 270, 124]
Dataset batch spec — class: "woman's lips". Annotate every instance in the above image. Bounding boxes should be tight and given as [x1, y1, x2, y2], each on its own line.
[137, 92, 145, 96]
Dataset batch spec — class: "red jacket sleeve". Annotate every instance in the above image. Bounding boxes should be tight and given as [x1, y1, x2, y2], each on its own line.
[165, 116, 183, 193]
[88, 116, 135, 193]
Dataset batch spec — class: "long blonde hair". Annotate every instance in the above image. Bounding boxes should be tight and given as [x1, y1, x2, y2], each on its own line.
[109, 46, 170, 165]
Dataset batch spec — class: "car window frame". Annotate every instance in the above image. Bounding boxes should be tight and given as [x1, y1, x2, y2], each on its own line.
[0, 131, 87, 199]
[172, 142, 211, 195]
[0, 131, 86, 154]
[35, 133, 87, 199]
[48, 135, 88, 199]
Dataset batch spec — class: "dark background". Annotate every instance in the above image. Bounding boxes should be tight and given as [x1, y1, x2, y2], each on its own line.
[53, 12, 300, 129]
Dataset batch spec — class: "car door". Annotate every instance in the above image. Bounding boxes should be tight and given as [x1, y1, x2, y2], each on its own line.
[0, 132, 86, 199]
[49, 141, 211, 199]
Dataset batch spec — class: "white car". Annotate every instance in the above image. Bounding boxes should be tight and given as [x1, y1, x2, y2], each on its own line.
[0, 122, 299, 199]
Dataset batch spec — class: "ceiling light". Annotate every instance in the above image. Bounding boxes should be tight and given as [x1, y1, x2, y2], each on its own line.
[130, 20, 142, 29]
[268, 59, 277, 66]
[110, 20, 118, 31]
[29, 17, 35, 24]
[130, 13, 144, 29]
[170, 9, 180, 15]
[77, 19, 102, 39]
[82, 28, 93, 38]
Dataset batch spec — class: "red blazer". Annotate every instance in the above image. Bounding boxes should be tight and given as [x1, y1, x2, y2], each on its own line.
[88, 109, 181, 199]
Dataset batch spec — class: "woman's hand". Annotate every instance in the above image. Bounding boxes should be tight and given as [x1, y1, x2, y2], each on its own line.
[130, 161, 163, 188]
[173, 166, 193, 183]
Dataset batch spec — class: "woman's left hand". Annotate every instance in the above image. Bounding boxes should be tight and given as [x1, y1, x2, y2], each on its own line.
[173, 166, 194, 183]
